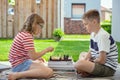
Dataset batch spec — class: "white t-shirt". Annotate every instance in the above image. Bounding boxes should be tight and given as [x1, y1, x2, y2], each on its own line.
[90, 28, 118, 70]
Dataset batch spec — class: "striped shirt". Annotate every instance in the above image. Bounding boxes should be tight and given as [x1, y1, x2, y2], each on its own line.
[90, 28, 118, 70]
[9, 32, 34, 67]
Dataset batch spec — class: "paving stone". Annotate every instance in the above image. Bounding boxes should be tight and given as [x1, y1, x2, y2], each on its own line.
[0, 62, 120, 80]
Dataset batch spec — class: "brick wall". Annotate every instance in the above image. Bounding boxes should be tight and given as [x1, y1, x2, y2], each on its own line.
[64, 18, 89, 34]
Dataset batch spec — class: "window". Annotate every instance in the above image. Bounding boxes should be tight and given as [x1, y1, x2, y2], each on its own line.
[72, 4, 85, 19]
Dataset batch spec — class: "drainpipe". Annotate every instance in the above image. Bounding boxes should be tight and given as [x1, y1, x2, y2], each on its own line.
[112, 0, 120, 42]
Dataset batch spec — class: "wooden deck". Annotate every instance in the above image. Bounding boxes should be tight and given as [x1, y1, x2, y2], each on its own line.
[0, 62, 120, 80]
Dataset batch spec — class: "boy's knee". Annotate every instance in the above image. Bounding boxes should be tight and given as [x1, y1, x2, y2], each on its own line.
[74, 60, 86, 70]
[74, 63, 79, 70]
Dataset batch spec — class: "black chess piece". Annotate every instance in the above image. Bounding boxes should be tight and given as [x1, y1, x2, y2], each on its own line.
[59, 57, 62, 61]
[64, 55, 69, 61]
[50, 56, 52, 61]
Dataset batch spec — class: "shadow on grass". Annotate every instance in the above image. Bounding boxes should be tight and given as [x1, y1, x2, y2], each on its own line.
[52, 40, 90, 62]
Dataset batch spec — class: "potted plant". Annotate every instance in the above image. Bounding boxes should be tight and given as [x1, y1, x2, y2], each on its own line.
[53, 28, 64, 41]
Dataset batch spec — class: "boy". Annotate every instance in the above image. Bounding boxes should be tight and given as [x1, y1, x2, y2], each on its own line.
[74, 9, 118, 77]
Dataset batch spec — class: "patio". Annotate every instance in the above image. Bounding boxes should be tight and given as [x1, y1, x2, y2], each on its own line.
[0, 62, 120, 80]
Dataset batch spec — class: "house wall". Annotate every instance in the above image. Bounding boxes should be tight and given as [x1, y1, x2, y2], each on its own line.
[105, 12, 112, 21]
[64, 0, 100, 34]
[101, 11, 105, 21]
[101, 11, 112, 22]
[112, 0, 120, 42]
[64, 0, 100, 18]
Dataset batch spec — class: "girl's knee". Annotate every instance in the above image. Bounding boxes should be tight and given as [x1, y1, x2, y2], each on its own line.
[44, 68, 53, 78]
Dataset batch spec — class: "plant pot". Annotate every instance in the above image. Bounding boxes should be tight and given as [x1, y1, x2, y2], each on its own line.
[53, 36, 61, 41]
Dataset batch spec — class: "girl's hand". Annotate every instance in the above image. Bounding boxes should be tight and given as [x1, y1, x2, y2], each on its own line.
[46, 47, 54, 52]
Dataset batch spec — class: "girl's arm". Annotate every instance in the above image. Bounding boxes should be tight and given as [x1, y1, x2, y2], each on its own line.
[28, 47, 54, 60]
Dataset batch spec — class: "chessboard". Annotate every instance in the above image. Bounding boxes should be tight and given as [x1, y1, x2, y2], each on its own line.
[48, 55, 75, 71]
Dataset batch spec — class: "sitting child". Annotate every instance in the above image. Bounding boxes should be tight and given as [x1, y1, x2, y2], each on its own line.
[8, 13, 54, 80]
[74, 9, 118, 77]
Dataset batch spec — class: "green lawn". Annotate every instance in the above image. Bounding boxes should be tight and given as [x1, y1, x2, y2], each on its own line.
[0, 39, 89, 62]
[64, 34, 90, 39]
[0, 35, 120, 62]
[117, 42, 120, 63]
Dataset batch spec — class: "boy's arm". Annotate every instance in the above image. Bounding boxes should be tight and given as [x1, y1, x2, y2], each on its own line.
[93, 51, 106, 64]
[84, 51, 91, 60]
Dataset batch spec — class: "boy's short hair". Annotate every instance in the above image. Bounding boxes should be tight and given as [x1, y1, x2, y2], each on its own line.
[82, 9, 100, 23]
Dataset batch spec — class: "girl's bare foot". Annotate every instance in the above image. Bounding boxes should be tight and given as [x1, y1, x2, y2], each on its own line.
[8, 72, 20, 80]
[38, 58, 46, 63]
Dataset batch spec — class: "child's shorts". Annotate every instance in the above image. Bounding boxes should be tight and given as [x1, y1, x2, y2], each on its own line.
[91, 63, 116, 77]
[12, 59, 32, 72]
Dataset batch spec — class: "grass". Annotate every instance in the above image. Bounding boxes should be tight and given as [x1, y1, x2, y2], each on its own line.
[35, 39, 89, 61]
[117, 42, 120, 63]
[64, 34, 90, 39]
[0, 39, 13, 61]
[0, 35, 120, 62]
[0, 39, 89, 62]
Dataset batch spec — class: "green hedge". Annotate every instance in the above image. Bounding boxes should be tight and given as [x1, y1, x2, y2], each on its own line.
[101, 20, 111, 34]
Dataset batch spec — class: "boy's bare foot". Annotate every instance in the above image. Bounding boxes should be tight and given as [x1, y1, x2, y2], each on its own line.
[76, 71, 91, 77]
[8, 72, 20, 80]
[80, 72, 90, 77]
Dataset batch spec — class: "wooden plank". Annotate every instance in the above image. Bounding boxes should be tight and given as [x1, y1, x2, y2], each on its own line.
[6, 0, 8, 38]
[36, 0, 41, 38]
[1, 0, 4, 37]
[14, 0, 19, 36]
[39, 0, 43, 17]
[18, 0, 24, 31]
[46, 0, 48, 38]
[23, 2, 28, 20]
[47, 0, 52, 38]
[31, 0, 36, 13]
[39, 0, 43, 38]
[24, 0, 31, 22]
[23, 0, 27, 21]
[0, 0, 2, 37]
[1, 0, 8, 38]
[42, 0, 47, 38]
[51, 0, 55, 38]
[54, 0, 58, 29]
[7, 14, 14, 38]
[36, 4, 40, 15]
[7, 4, 14, 38]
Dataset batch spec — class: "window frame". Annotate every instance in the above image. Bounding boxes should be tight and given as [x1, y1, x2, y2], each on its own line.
[71, 3, 86, 19]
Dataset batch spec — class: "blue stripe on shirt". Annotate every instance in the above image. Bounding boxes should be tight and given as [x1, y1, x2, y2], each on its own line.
[90, 39, 99, 51]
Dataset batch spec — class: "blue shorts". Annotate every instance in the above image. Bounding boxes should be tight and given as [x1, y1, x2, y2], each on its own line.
[12, 59, 32, 72]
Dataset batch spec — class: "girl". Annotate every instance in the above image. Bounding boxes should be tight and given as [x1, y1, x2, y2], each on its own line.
[8, 13, 54, 80]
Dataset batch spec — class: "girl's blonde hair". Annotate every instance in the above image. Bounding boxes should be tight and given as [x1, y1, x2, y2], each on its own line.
[21, 13, 44, 34]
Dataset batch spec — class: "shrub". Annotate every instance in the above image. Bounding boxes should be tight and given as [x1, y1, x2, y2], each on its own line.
[53, 28, 64, 38]
[101, 20, 111, 34]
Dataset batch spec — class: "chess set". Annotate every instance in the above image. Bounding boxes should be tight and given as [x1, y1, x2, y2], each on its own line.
[48, 55, 75, 71]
